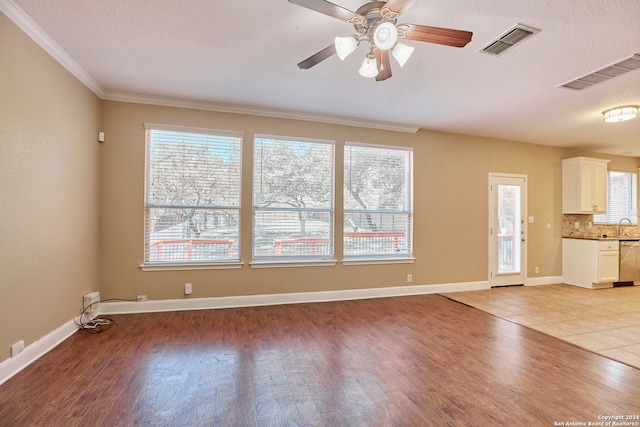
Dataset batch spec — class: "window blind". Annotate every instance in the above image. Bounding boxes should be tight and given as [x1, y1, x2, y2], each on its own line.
[344, 143, 413, 258]
[144, 126, 242, 263]
[253, 136, 334, 260]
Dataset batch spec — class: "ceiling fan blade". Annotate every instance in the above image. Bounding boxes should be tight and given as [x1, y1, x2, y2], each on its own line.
[403, 24, 473, 48]
[288, 0, 362, 23]
[374, 49, 392, 81]
[381, 0, 416, 17]
[297, 44, 337, 69]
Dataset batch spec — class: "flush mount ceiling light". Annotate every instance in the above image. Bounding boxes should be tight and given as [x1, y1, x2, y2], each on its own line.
[602, 105, 639, 123]
[290, 0, 473, 81]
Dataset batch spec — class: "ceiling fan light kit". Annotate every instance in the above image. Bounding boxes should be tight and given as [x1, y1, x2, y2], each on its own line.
[373, 21, 398, 51]
[359, 52, 379, 77]
[335, 36, 359, 60]
[391, 43, 414, 67]
[289, 0, 473, 81]
[602, 106, 639, 123]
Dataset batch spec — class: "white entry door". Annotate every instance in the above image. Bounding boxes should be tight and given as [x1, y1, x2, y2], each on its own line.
[489, 174, 527, 287]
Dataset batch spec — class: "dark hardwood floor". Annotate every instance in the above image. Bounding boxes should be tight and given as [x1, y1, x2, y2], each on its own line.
[1, 294, 640, 426]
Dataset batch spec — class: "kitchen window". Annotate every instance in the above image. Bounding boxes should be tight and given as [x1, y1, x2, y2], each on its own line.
[594, 170, 638, 225]
[142, 125, 242, 269]
[252, 135, 335, 265]
[343, 142, 413, 263]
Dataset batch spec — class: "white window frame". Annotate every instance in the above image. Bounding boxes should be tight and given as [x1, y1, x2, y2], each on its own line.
[593, 170, 638, 225]
[251, 135, 336, 268]
[343, 142, 414, 265]
[141, 124, 243, 271]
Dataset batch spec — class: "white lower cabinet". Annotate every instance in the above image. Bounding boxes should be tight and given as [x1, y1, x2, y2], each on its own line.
[598, 245, 620, 283]
[562, 238, 619, 288]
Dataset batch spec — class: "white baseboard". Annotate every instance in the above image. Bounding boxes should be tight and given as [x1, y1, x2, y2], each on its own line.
[0, 319, 78, 387]
[100, 281, 490, 315]
[0, 280, 492, 386]
[525, 276, 563, 286]
[0, 277, 564, 386]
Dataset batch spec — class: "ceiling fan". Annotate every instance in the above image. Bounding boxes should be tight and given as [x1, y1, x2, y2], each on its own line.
[289, 0, 473, 81]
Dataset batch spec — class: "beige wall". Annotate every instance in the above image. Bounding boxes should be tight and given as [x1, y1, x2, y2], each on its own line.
[3, 7, 640, 367]
[100, 101, 639, 302]
[0, 15, 101, 363]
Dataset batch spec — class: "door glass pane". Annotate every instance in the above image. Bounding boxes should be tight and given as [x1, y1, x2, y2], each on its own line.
[498, 184, 521, 274]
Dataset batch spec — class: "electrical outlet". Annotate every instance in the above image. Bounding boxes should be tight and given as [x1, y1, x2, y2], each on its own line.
[535, 266, 539, 274]
[406, 274, 412, 283]
[83, 292, 100, 318]
[185, 283, 192, 295]
[136, 295, 148, 302]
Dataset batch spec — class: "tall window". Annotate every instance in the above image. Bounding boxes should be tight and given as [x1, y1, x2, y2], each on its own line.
[594, 170, 638, 224]
[253, 136, 334, 261]
[144, 125, 242, 265]
[344, 142, 413, 260]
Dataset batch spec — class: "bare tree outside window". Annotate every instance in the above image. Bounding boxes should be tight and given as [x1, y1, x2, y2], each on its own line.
[253, 136, 334, 259]
[344, 143, 413, 258]
[144, 127, 242, 264]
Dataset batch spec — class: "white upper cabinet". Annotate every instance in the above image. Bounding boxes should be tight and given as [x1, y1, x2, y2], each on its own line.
[562, 157, 610, 214]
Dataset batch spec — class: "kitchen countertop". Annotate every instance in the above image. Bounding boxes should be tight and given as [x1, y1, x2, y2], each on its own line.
[563, 236, 640, 241]
[602, 236, 640, 241]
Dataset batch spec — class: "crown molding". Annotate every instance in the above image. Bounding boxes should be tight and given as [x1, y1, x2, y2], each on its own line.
[0, 0, 104, 97]
[2, 0, 418, 134]
[101, 91, 420, 133]
[0, 0, 103, 96]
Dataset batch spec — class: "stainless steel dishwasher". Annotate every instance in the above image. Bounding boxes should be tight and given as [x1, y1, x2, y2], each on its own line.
[616, 240, 640, 286]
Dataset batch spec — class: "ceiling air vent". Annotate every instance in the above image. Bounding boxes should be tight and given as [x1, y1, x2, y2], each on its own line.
[480, 24, 540, 56]
[559, 54, 640, 90]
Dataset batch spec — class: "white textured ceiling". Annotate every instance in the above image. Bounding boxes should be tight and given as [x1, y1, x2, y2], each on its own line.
[4, 0, 640, 156]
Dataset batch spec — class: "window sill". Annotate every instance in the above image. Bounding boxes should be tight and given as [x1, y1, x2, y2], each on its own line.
[140, 262, 244, 271]
[250, 259, 337, 269]
[139, 257, 414, 270]
[342, 257, 416, 266]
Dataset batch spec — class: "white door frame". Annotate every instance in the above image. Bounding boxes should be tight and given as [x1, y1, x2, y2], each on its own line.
[488, 173, 528, 287]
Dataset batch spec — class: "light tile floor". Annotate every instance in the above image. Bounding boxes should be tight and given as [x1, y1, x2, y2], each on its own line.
[441, 284, 640, 369]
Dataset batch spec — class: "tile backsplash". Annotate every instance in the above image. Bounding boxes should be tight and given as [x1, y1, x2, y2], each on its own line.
[562, 214, 640, 238]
